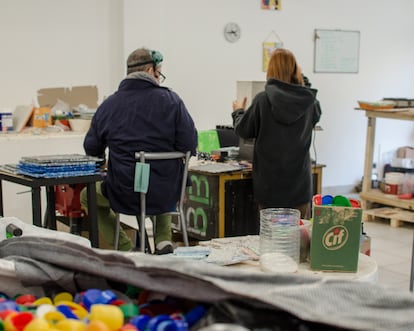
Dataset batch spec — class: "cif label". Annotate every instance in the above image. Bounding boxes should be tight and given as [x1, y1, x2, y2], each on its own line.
[322, 225, 348, 250]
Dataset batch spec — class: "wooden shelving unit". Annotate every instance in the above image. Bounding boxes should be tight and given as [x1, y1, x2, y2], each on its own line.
[359, 107, 414, 226]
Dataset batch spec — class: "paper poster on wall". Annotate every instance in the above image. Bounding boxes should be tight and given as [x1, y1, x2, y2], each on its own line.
[262, 31, 284, 72]
[263, 42, 277, 71]
[314, 29, 360, 73]
[261, 0, 282, 10]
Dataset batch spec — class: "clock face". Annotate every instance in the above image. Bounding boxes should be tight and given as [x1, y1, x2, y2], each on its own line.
[224, 22, 241, 43]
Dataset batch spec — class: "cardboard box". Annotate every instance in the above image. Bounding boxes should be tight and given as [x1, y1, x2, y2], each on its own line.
[310, 204, 362, 272]
[37, 85, 98, 109]
[397, 146, 414, 159]
[17, 85, 99, 131]
[32, 107, 52, 128]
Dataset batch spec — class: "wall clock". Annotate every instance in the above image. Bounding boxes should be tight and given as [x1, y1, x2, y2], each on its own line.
[224, 22, 241, 43]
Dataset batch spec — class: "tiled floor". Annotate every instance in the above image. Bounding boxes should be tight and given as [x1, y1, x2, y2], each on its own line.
[363, 218, 414, 292]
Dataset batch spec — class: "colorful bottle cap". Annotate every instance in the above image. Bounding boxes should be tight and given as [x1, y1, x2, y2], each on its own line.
[83, 290, 117, 309]
[0, 309, 17, 321]
[99, 290, 117, 304]
[321, 195, 333, 205]
[83, 289, 102, 309]
[119, 324, 139, 331]
[23, 318, 51, 331]
[35, 304, 56, 318]
[15, 294, 36, 306]
[4, 311, 34, 331]
[54, 292, 73, 305]
[74, 292, 84, 304]
[170, 312, 185, 321]
[173, 319, 189, 331]
[84, 320, 112, 331]
[56, 304, 79, 320]
[110, 299, 126, 306]
[332, 195, 351, 207]
[89, 304, 124, 331]
[155, 319, 188, 331]
[119, 303, 139, 318]
[154, 320, 177, 331]
[0, 300, 20, 312]
[313, 194, 322, 205]
[33, 297, 53, 306]
[56, 301, 88, 320]
[349, 198, 361, 208]
[43, 310, 66, 324]
[184, 305, 206, 327]
[146, 315, 173, 331]
[55, 318, 86, 331]
[129, 314, 151, 330]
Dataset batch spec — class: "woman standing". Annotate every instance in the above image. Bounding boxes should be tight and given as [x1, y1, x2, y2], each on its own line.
[232, 48, 321, 218]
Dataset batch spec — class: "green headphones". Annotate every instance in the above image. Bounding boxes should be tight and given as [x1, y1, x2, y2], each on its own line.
[127, 50, 163, 69]
[151, 50, 163, 66]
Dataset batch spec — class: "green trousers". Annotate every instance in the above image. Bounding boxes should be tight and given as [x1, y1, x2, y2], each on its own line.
[80, 182, 172, 251]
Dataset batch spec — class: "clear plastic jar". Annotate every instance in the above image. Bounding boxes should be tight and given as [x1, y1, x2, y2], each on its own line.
[259, 208, 300, 273]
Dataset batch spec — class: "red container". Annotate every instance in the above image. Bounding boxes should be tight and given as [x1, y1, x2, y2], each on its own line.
[383, 183, 399, 195]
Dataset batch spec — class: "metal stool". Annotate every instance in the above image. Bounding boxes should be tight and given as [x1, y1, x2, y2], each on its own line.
[114, 151, 191, 252]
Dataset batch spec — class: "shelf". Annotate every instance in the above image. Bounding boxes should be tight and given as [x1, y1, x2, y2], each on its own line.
[360, 189, 414, 210]
[0, 131, 86, 141]
[359, 108, 414, 227]
[363, 206, 414, 227]
[355, 108, 414, 121]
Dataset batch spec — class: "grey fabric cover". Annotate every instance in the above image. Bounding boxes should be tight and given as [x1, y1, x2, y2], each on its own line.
[0, 236, 414, 331]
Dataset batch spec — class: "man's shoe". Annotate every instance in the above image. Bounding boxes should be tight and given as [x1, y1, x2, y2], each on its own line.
[155, 241, 174, 255]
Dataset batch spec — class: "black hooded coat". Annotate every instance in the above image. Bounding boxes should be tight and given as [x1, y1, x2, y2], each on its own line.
[232, 78, 321, 207]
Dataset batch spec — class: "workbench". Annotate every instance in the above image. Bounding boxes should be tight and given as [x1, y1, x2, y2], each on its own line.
[0, 170, 101, 247]
[172, 163, 325, 241]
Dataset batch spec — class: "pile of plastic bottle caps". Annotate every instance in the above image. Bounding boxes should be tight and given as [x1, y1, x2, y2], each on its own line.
[0, 287, 208, 331]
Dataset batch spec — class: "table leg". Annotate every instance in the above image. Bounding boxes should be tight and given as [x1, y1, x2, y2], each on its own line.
[46, 186, 57, 230]
[86, 182, 99, 248]
[312, 167, 322, 195]
[31, 187, 42, 227]
[410, 231, 414, 292]
[0, 180, 3, 217]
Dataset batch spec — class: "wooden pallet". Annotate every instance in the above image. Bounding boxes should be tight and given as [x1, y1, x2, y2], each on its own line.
[363, 207, 414, 227]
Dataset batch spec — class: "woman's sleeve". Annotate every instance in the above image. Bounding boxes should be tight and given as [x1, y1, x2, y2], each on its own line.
[232, 95, 261, 139]
[312, 99, 322, 126]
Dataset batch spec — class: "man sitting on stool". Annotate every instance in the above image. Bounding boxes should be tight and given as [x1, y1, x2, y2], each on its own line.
[80, 47, 197, 254]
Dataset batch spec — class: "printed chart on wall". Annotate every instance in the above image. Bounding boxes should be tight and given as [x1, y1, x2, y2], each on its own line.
[313, 29, 360, 73]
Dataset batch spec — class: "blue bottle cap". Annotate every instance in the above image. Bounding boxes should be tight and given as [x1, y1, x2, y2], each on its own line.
[56, 304, 79, 319]
[82, 289, 101, 309]
[0, 300, 20, 311]
[130, 314, 151, 330]
[147, 314, 173, 331]
[172, 319, 188, 331]
[154, 320, 176, 331]
[321, 195, 333, 205]
[184, 305, 206, 327]
[99, 290, 117, 304]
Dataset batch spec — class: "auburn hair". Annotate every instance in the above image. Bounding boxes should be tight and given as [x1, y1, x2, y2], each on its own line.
[266, 48, 304, 86]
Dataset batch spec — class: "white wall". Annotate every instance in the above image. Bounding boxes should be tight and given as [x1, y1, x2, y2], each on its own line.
[1, 0, 414, 190]
[0, 0, 122, 105]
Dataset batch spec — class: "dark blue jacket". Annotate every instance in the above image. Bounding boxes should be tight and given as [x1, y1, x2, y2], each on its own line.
[232, 78, 321, 208]
[84, 75, 197, 215]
